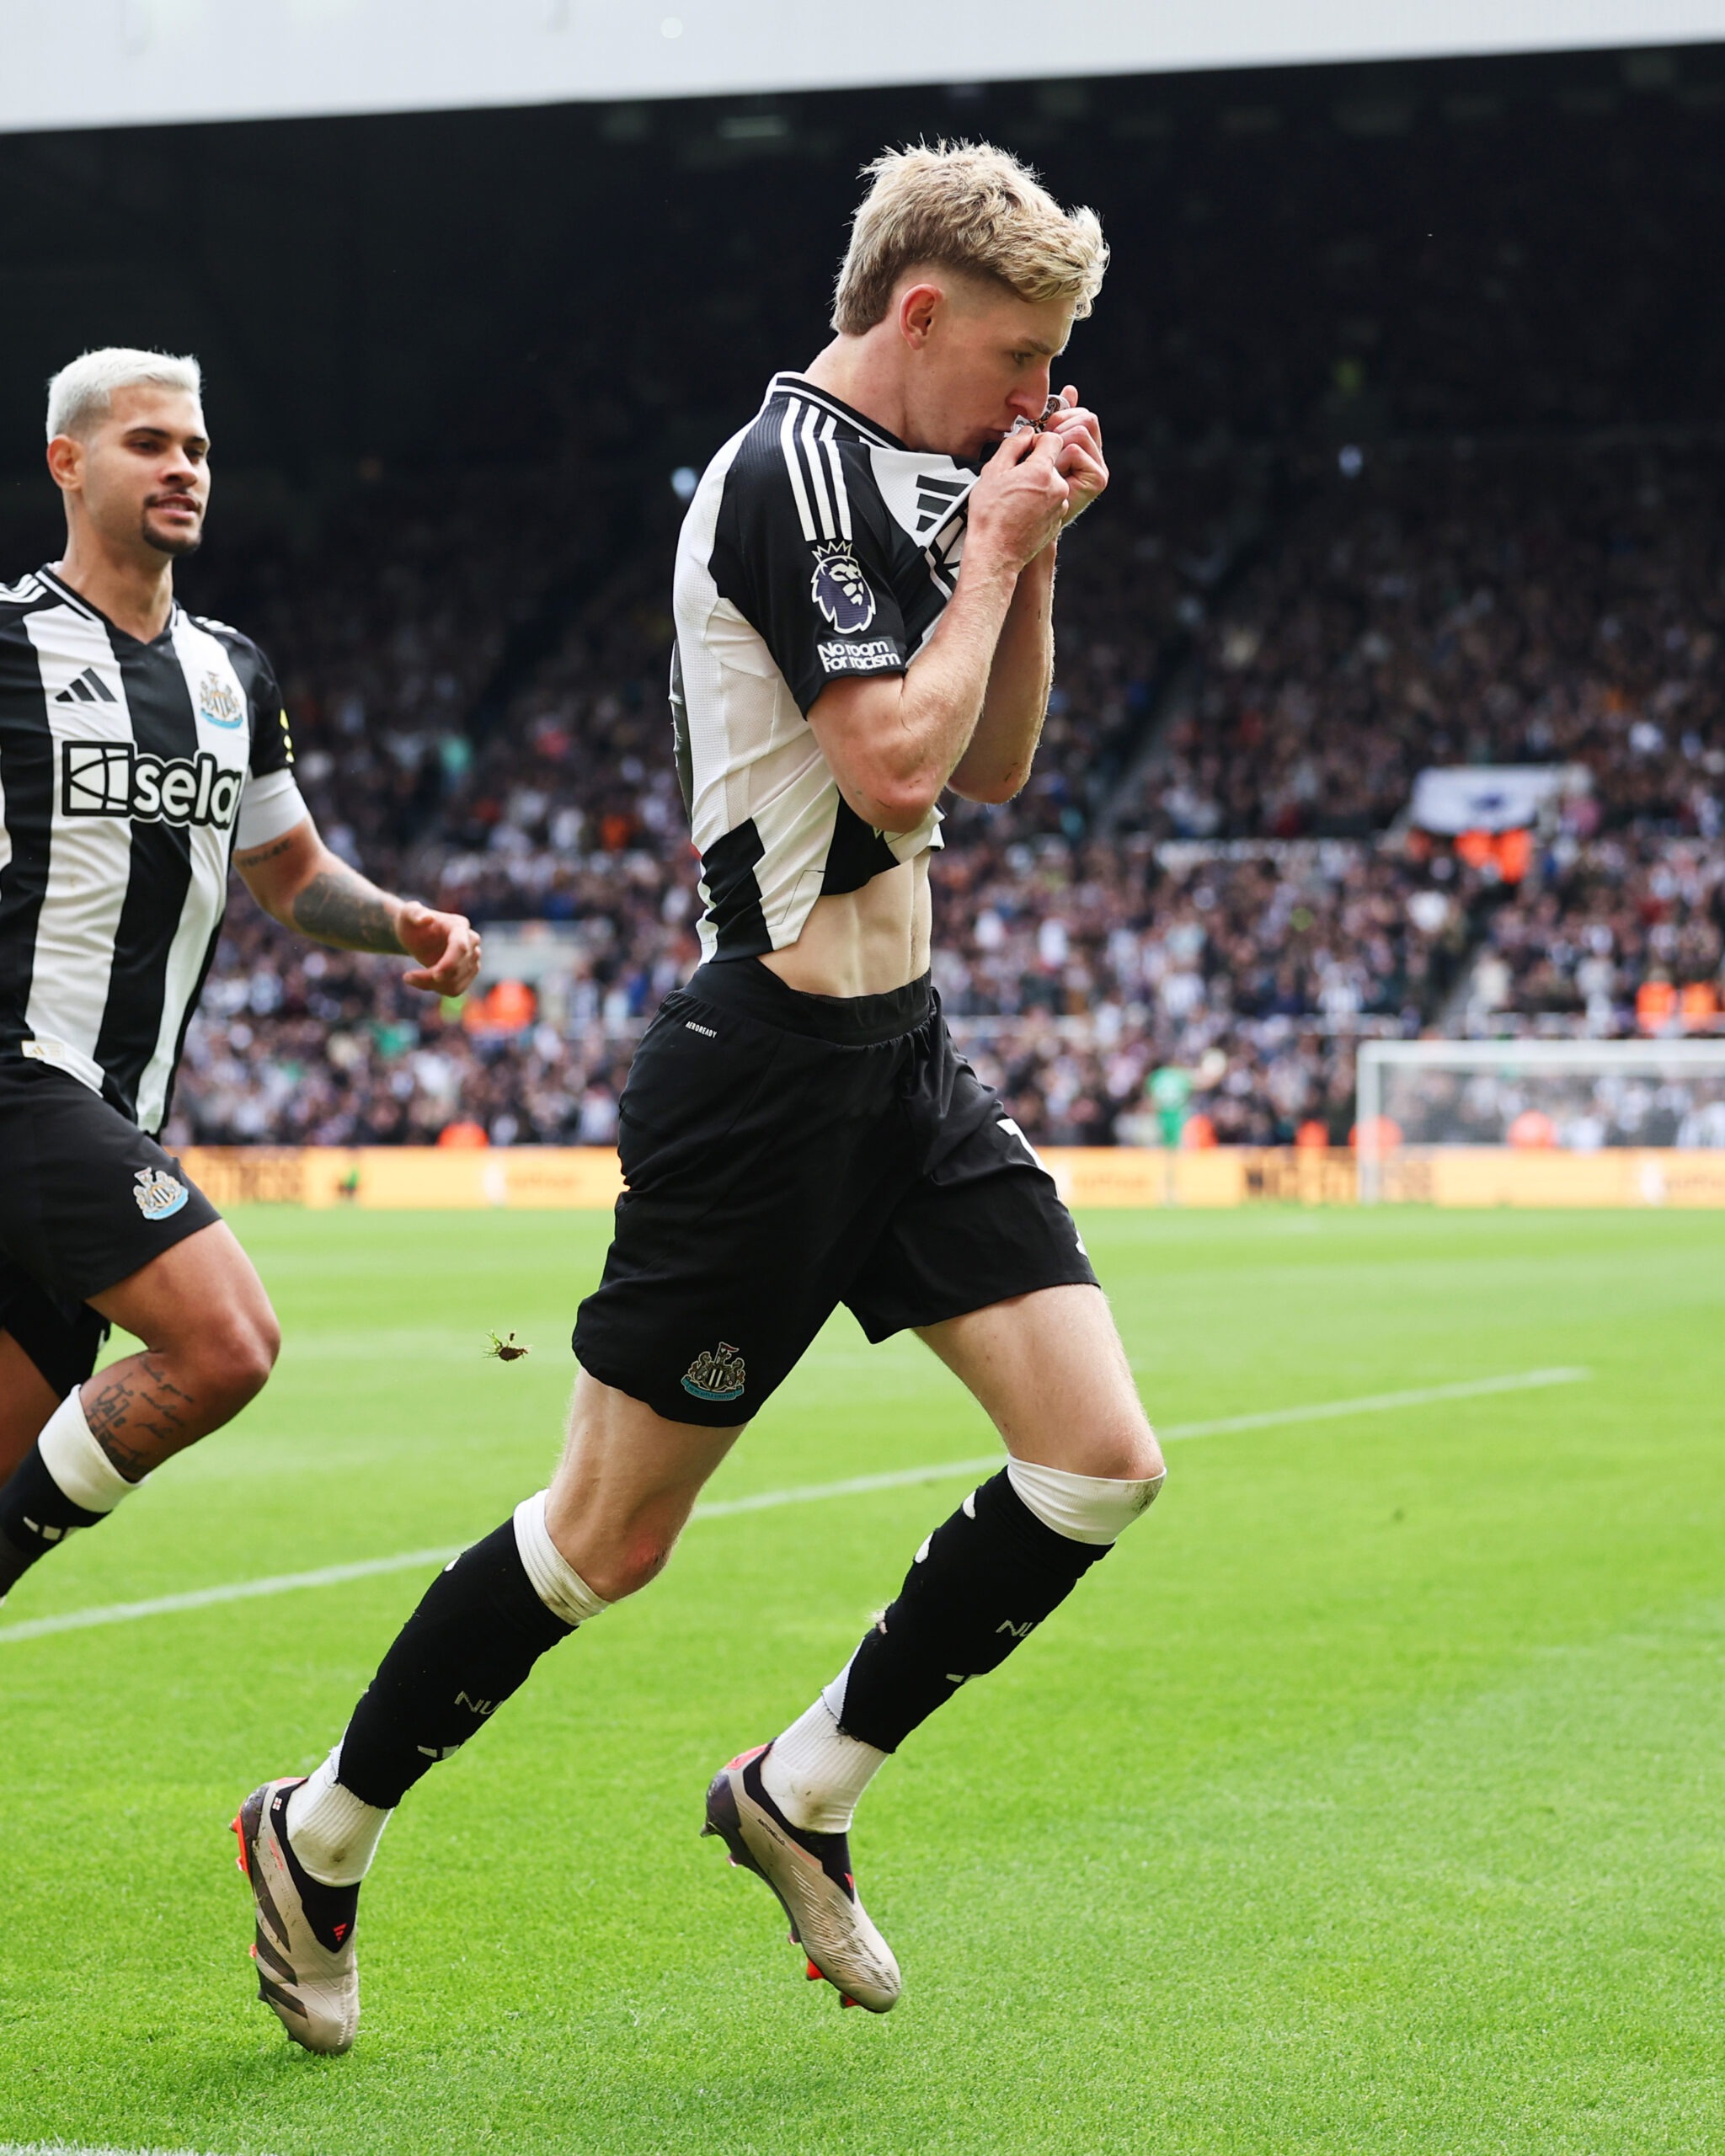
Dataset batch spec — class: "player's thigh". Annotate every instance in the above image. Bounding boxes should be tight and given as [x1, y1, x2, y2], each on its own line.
[90, 1217, 279, 1372]
[0, 1329, 64, 1477]
[916, 1283, 1162, 1481]
[545, 1367, 741, 1598]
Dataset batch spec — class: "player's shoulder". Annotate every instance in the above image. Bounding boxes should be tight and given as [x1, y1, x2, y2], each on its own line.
[185, 609, 275, 680]
[0, 568, 59, 628]
[710, 373, 900, 546]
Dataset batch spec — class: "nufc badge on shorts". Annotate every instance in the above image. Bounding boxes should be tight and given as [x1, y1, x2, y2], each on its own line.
[682, 1342, 746, 1403]
[810, 543, 876, 633]
[133, 1166, 190, 1221]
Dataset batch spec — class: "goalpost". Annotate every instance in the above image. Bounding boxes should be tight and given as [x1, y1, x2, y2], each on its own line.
[1355, 1038, 1725, 1203]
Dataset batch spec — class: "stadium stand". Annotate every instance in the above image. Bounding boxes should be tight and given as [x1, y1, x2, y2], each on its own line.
[7, 53, 1718, 1150]
[166, 435, 1722, 1150]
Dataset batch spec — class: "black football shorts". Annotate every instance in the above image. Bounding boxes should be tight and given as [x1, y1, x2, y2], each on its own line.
[572, 959, 1098, 1426]
[0, 1057, 221, 1396]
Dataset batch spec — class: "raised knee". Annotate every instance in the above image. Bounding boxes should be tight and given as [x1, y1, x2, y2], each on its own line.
[545, 1516, 675, 1604]
[1068, 1422, 1164, 1486]
[197, 1306, 279, 1411]
[589, 1534, 674, 1601]
[1110, 1430, 1165, 1484]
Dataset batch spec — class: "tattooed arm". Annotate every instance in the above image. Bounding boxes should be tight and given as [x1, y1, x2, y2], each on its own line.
[233, 816, 482, 995]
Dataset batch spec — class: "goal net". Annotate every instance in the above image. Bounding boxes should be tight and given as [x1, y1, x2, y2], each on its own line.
[1356, 1038, 1725, 1202]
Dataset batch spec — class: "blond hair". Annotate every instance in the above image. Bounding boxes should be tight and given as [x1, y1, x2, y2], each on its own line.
[47, 348, 202, 441]
[832, 141, 1107, 335]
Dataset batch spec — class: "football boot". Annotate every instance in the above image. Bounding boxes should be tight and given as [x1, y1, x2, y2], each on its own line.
[702, 1743, 900, 2012]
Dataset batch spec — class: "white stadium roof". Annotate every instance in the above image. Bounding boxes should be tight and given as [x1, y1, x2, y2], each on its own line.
[5, 0, 1725, 135]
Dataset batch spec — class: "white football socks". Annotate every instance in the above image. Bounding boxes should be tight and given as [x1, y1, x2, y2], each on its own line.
[760, 1668, 888, 1835]
[286, 1746, 391, 1888]
[39, 1387, 137, 1509]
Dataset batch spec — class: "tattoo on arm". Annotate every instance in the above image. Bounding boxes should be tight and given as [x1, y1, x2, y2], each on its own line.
[290, 865, 404, 954]
[232, 834, 296, 869]
[82, 1356, 196, 1480]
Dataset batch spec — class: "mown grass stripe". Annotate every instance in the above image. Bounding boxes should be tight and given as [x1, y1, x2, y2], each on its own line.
[0, 1368, 1588, 1646]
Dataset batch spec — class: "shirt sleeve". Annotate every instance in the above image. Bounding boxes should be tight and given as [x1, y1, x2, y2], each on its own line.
[712, 435, 908, 715]
[234, 768, 308, 849]
[245, 645, 296, 780]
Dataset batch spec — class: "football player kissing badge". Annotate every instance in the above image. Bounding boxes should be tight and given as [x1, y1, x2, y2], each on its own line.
[133, 1166, 190, 1220]
[810, 543, 876, 635]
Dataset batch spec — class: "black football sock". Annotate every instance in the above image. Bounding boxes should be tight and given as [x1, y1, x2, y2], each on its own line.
[0, 1444, 104, 1596]
[836, 1469, 1108, 1753]
[334, 1520, 576, 1809]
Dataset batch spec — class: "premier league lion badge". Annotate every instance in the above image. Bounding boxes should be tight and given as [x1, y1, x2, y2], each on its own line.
[810, 543, 876, 634]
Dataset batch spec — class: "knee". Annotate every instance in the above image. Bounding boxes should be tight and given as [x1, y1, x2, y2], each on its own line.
[543, 1505, 676, 1604]
[1076, 1418, 1165, 1486]
[579, 1530, 675, 1603]
[193, 1301, 280, 1414]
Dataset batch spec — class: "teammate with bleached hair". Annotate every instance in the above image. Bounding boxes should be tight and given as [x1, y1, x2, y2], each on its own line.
[237, 142, 1164, 2049]
[0, 354, 480, 1609]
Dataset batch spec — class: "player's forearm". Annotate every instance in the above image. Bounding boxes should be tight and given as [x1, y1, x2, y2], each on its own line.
[949, 547, 1055, 804]
[286, 851, 408, 954]
[859, 553, 1021, 825]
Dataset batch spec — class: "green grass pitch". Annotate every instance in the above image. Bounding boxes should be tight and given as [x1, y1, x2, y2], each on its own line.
[2, 1205, 1722, 2155]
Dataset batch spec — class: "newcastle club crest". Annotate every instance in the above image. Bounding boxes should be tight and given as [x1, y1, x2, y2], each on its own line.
[197, 672, 245, 729]
[810, 543, 876, 635]
[133, 1166, 190, 1221]
[681, 1341, 746, 1403]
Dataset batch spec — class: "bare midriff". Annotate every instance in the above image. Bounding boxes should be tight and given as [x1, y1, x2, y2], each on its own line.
[756, 852, 933, 999]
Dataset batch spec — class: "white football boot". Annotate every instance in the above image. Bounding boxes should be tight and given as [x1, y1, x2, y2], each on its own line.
[232, 1778, 360, 2054]
[702, 1743, 900, 2012]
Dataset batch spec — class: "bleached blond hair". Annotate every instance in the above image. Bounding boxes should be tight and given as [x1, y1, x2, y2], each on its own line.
[46, 348, 202, 442]
[832, 141, 1108, 335]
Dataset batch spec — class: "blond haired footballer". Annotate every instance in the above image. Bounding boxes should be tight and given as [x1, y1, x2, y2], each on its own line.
[235, 145, 1166, 2050]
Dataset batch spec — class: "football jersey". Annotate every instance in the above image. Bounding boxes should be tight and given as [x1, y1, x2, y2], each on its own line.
[0, 567, 296, 1133]
[671, 372, 980, 962]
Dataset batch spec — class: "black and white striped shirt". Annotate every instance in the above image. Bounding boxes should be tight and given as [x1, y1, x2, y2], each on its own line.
[0, 567, 303, 1133]
[670, 373, 980, 962]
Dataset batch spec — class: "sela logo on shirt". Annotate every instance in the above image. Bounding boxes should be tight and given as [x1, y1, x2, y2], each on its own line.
[61, 741, 242, 830]
[809, 542, 876, 634]
[132, 1166, 189, 1221]
[197, 671, 245, 728]
[818, 637, 897, 674]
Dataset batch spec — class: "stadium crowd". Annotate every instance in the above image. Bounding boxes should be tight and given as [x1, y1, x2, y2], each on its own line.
[131, 67, 1725, 1152]
[1131, 446, 1725, 846]
[162, 439, 1725, 1152]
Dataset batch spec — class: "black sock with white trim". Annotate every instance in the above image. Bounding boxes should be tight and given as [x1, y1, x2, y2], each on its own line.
[334, 1520, 576, 1810]
[835, 1469, 1108, 1754]
[0, 1444, 103, 1594]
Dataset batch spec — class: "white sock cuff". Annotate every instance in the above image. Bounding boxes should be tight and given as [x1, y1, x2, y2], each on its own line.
[38, 1388, 135, 1513]
[761, 1684, 887, 1833]
[286, 1745, 391, 1886]
[512, 1491, 609, 1629]
[1007, 1454, 1166, 1545]
[820, 1660, 853, 1724]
